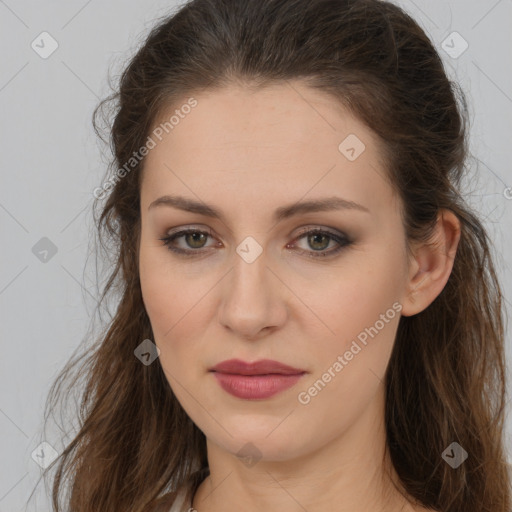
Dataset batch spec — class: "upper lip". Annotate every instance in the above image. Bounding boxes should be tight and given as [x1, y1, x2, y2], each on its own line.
[209, 358, 306, 375]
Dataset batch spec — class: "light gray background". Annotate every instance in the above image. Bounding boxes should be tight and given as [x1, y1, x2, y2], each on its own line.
[1, 1, 511, 510]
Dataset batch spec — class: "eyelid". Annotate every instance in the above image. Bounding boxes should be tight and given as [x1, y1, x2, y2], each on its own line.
[292, 225, 347, 239]
[163, 224, 346, 240]
[165, 225, 216, 238]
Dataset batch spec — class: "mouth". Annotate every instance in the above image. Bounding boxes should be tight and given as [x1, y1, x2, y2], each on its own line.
[209, 359, 307, 400]
[209, 358, 306, 375]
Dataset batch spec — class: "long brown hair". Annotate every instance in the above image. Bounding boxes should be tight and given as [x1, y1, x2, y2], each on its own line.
[36, 0, 510, 511]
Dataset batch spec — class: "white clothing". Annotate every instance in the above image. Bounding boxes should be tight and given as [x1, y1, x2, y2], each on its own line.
[168, 485, 192, 512]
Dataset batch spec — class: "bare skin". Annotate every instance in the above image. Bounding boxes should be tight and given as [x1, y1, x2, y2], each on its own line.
[138, 81, 460, 512]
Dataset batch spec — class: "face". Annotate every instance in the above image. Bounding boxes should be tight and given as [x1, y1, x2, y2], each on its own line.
[138, 82, 411, 462]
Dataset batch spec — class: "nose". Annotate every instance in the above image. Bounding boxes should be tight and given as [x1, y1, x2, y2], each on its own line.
[217, 245, 288, 340]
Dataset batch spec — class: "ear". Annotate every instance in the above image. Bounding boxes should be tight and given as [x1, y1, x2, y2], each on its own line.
[401, 209, 461, 317]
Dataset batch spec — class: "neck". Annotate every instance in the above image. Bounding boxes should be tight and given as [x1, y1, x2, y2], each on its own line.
[191, 386, 419, 512]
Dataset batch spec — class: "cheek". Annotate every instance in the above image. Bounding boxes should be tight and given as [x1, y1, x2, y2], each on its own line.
[306, 250, 405, 343]
[295, 265, 402, 431]
[139, 245, 192, 350]
[299, 246, 406, 404]
[139, 235, 198, 327]
[139, 244, 215, 381]
[139, 251, 173, 331]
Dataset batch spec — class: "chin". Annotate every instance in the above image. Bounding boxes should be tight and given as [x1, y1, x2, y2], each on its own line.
[210, 426, 308, 463]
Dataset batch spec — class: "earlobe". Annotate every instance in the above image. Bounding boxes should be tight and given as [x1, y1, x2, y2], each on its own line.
[401, 209, 461, 317]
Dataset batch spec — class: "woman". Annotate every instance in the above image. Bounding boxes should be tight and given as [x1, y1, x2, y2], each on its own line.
[41, 0, 510, 511]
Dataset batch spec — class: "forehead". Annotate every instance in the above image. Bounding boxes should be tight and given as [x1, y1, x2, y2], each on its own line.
[140, 81, 393, 219]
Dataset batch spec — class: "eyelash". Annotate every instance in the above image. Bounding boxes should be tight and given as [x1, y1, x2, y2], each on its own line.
[158, 227, 353, 259]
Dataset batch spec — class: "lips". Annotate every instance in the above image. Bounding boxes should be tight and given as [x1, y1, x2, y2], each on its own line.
[209, 359, 306, 399]
[209, 358, 305, 375]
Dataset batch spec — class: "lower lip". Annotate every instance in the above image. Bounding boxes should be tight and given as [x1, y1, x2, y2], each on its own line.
[211, 372, 305, 399]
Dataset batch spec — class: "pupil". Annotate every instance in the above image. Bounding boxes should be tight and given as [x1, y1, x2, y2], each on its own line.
[188, 232, 205, 248]
[310, 234, 329, 250]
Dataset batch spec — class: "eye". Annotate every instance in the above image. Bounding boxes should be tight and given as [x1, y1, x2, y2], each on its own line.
[159, 227, 219, 256]
[287, 227, 352, 259]
[159, 226, 352, 258]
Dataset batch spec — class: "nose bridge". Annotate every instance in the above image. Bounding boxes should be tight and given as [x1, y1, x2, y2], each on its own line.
[230, 238, 271, 309]
[218, 236, 286, 337]
[232, 240, 268, 296]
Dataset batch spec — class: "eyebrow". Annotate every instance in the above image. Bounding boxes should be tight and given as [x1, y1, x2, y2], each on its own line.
[148, 194, 369, 223]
